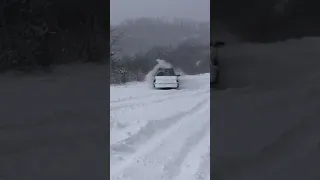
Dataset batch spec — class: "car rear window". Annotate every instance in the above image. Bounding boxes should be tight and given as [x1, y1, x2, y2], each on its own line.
[156, 69, 176, 76]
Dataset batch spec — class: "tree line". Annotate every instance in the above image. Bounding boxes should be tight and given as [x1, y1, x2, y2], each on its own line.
[111, 41, 210, 84]
[111, 18, 210, 56]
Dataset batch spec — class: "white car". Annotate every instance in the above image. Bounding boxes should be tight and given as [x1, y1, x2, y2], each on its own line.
[153, 68, 180, 89]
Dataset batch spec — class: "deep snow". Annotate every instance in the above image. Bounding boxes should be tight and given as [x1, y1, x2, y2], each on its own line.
[110, 73, 210, 180]
[212, 37, 320, 180]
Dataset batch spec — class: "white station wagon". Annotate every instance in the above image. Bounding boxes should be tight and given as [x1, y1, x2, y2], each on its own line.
[153, 68, 180, 89]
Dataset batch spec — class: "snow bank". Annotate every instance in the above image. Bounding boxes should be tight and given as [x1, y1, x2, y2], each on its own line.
[218, 37, 320, 89]
[178, 73, 210, 90]
[174, 68, 186, 76]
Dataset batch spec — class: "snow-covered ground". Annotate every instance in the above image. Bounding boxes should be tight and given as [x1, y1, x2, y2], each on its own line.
[110, 73, 210, 180]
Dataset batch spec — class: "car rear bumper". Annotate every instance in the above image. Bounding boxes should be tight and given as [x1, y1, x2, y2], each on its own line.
[154, 83, 178, 88]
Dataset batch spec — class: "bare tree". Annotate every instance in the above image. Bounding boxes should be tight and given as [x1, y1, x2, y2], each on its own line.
[110, 28, 124, 57]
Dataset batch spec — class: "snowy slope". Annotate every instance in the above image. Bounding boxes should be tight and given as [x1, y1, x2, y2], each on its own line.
[110, 74, 210, 180]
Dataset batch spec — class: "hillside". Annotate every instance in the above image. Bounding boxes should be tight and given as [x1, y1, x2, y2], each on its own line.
[110, 18, 210, 56]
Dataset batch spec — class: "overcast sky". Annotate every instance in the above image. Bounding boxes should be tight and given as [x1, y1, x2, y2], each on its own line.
[110, 0, 210, 25]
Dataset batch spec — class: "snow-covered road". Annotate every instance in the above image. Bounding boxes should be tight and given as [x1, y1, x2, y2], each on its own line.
[110, 74, 210, 180]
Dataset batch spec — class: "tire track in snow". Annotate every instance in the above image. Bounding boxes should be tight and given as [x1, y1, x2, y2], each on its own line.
[111, 82, 208, 104]
[110, 92, 209, 151]
[194, 151, 210, 180]
[110, 99, 210, 180]
[111, 90, 177, 104]
[110, 88, 209, 111]
[162, 116, 210, 180]
[173, 130, 210, 180]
